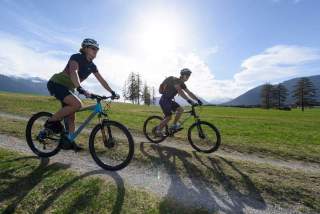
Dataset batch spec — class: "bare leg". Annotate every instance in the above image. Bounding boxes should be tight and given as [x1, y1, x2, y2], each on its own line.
[48, 95, 82, 122]
[66, 113, 76, 133]
[173, 107, 184, 125]
[158, 115, 172, 130]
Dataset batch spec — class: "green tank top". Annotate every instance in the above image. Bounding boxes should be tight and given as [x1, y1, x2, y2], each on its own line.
[50, 72, 75, 90]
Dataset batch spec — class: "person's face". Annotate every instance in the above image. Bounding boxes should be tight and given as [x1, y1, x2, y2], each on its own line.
[182, 74, 190, 82]
[85, 46, 99, 61]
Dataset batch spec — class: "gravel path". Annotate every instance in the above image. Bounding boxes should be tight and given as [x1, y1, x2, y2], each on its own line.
[1, 111, 319, 173]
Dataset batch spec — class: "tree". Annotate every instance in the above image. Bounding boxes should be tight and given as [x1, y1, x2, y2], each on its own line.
[272, 83, 288, 109]
[151, 86, 156, 105]
[292, 77, 317, 111]
[123, 72, 144, 104]
[142, 82, 151, 105]
[135, 73, 142, 104]
[123, 72, 138, 104]
[260, 83, 274, 109]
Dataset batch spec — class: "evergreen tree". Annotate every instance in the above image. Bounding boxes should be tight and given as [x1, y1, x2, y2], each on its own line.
[292, 77, 317, 111]
[261, 83, 274, 109]
[142, 82, 151, 105]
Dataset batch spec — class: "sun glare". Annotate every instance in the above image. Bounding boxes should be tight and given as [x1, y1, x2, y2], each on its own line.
[136, 13, 186, 54]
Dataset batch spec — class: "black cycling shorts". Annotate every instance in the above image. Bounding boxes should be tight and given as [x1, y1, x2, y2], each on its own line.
[47, 81, 74, 102]
[159, 96, 180, 117]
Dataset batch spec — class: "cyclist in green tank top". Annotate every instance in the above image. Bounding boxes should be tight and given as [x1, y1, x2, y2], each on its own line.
[46, 38, 119, 150]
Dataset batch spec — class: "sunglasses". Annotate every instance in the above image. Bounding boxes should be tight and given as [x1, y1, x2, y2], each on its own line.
[88, 46, 99, 51]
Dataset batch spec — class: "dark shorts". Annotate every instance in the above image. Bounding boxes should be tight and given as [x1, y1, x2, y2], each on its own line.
[159, 96, 180, 117]
[47, 81, 74, 103]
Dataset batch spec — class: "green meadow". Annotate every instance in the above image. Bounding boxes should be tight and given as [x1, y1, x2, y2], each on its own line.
[1, 91, 319, 162]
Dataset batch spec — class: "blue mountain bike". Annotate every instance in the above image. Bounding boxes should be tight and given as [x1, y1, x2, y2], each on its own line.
[25, 94, 134, 171]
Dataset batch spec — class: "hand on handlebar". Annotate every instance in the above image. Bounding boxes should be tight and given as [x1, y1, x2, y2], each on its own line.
[77, 86, 91, 98]
[111, 91, 120, 100]
[111, 94, 120, 100]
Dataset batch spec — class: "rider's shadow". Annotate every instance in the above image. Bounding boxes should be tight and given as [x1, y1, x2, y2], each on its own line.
[193, 152, 267, 212]
[0, 156, 69, 213]
[139, 142, 266, 214]
[0, 156, 125, 214]
[34, 169, 125, 214]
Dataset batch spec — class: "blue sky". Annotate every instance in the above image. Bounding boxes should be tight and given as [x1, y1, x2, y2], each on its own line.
[1, 0, 319, 102]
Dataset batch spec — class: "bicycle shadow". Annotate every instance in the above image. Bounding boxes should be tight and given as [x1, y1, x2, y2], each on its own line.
[139, 142, 266, 214]
[0, 156, 125, 214]
[35, 169, 125, 214]
[0, 156, 69, 213]
[193, 152, 266, 212]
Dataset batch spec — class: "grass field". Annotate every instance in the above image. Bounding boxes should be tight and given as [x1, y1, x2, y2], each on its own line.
[0, 91, 319, 162]
[1, 91, 320, 213]
[0, 148, 207, 213]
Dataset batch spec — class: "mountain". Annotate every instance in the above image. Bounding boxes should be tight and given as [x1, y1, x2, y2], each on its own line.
[223, 75, 320, 106]
[154, 95, 210, 106]
[0, 74, 49, 95]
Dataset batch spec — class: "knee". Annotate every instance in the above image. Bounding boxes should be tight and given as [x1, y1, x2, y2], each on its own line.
[72, 100, 82, 111]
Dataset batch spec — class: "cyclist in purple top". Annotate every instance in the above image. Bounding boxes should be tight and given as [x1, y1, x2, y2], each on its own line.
[156, 68, 202, 136]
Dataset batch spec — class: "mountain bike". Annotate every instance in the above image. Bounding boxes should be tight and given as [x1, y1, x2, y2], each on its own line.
[25, 94, 134, 171]
[143, 104, 221, 153]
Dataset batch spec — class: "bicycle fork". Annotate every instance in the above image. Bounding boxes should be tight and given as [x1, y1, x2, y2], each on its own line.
[196, 121, 205, 139]
[100, 118, 115, 148]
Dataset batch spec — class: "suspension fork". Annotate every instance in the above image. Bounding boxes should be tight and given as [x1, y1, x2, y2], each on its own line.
[99, 114, 113, 144]
[195, 118, 205, 139]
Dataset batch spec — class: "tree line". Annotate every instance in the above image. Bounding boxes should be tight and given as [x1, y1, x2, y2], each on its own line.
[122, 72, 156, 105]
[261, 77, 317, 111]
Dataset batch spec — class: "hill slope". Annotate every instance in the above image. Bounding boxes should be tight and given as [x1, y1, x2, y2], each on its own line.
[223, 75, 320, 106]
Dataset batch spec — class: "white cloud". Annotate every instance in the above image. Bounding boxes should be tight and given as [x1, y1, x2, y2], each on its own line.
[0, 32, 65, 79]
[234, 45, 320, 85]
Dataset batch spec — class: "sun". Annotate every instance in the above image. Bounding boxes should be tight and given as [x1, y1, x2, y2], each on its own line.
[135, 13, 186, 55]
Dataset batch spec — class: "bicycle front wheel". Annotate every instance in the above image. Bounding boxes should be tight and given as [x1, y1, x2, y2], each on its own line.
[188, 121, 221, 153]
[89, 120, 134, 171]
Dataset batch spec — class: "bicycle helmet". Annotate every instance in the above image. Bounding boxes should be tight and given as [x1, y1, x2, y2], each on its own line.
[81, 38, 99, 49]
[180, 68, 192, 76]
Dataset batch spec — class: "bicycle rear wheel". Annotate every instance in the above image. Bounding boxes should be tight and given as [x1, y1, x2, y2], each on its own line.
[25, 112, 62, 157]
[89, 120, 134, 171]
[188, 121, 221, 153]
[143, 115, 168, 143]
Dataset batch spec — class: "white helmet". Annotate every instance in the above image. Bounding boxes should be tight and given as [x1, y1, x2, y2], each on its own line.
[81, 38, 99, 49]
[180, 68, 192, 76]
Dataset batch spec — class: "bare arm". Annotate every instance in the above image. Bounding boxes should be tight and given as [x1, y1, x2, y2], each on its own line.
[93, 71, 113, 93]
[175, 84, 190, 101]
[68, 60, 81, 88]
[184, 88, 198, 101]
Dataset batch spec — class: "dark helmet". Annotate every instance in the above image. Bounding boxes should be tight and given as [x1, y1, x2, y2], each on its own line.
[81, 38, 99, 49]
[180, 68, 192, 76]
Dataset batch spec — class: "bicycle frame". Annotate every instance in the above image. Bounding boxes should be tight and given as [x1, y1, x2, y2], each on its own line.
[178, 105, 200, 127]
[65, 101, 108, 142]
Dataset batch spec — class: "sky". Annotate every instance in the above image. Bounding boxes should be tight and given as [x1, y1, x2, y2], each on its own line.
[0, 0, 319, 102]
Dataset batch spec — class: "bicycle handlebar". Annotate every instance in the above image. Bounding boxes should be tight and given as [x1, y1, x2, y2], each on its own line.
[90, 94, 120, 101]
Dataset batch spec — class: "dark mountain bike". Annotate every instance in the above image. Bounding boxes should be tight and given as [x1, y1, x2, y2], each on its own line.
[25, 94, 134, 171]
[143, 104, 221, 153]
